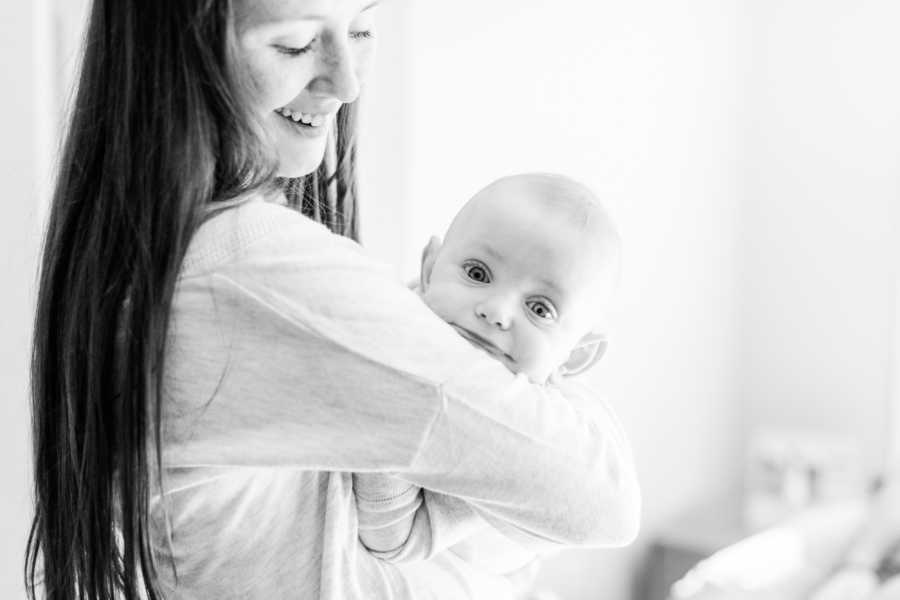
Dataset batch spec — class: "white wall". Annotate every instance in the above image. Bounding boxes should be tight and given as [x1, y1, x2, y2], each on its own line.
[892, 273, 900, 466]
[0, 1, 46, 597]
[366, 2, 746, 598]
[740, 0, 900, 474]
[358, 0, 414, 277]
[0, 1, 87, 596]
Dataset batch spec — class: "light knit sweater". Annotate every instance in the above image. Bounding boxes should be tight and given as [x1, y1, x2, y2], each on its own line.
[151, 194, 641, 599]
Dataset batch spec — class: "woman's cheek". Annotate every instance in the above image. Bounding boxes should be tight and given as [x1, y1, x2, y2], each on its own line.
[244, 54, 308, 114]
[353, 44, 376, 84]
[234, 50, 274, 110]
[257, 71, 296, 113]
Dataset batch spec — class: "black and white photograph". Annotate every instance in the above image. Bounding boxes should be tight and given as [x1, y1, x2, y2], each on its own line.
[1, 1, 899, 599]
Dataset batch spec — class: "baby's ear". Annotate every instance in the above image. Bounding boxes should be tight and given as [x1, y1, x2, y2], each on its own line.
[419, 236, 442, 291]
[560, 332, 608, 377]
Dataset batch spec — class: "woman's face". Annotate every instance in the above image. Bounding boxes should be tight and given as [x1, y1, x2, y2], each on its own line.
[234, 0, 377, 177]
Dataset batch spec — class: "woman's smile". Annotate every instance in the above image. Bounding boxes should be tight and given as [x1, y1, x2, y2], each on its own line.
[275, 107, 333, 138]
[235, 0, 377, 175]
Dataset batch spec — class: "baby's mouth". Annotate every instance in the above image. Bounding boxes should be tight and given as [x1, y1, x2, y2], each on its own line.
[451, 324, 515, 363]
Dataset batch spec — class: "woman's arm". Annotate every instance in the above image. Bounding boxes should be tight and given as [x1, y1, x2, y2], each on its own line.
[164, 201, 640, 548]
[356, 482, 547, 576]
[358, 383, 637, 564]
[354, 477, 542, 567]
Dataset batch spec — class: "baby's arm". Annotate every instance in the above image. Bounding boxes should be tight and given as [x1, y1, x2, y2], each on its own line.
[353, 473, 423, 556]
[355, 474, 491, 561]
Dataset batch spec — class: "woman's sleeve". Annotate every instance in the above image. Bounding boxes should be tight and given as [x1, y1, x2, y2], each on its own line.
[362, 385, 639, 563]
[163, 203, 641, 547]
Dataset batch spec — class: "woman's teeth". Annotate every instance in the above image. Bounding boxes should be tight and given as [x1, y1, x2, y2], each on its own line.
[277, 107, 328, 127]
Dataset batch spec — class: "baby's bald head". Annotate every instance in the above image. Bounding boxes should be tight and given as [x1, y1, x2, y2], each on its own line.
[460, 173, 609, 227]
[444, 173, 621, 304]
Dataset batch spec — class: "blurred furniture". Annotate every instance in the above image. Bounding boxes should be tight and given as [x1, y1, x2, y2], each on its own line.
[665, 501, 865, 600]
[642, 497, 753, 600]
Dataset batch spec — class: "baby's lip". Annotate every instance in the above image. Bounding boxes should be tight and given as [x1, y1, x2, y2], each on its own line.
[450, 324, 515, 363]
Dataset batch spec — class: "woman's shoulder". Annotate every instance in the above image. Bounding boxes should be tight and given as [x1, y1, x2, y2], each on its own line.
[180, 191, 352, 277]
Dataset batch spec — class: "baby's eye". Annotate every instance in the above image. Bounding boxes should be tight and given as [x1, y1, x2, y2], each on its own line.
[526, 299, 557, 321]
[462, 261, 491, 284]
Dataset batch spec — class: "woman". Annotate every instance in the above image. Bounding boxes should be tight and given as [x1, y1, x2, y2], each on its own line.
[26, 0, 640, 598]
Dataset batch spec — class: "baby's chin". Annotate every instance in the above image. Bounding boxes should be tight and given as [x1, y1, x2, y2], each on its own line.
[521, 367, 559, 386]
[486, 354, 552, 385]
[509, 359, 557, 385]
[459, 337, 558, 385]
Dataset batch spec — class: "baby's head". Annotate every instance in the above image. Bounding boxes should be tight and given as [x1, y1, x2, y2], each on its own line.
[421, 173, 621, 384]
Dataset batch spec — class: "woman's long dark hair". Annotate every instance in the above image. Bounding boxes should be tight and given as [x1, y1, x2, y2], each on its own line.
[26, 1, 359, 598]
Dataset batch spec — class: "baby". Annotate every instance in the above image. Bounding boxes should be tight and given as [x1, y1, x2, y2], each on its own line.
[353, 173, 632, 592]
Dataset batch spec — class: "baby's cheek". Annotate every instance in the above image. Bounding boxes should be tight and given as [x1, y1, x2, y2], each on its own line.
[421, 288, 456, 323]
[513, 341, 556, 384]
[532, 339, 574, 382]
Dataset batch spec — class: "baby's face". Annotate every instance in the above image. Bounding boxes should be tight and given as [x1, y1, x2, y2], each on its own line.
[422, 185, 614, 383]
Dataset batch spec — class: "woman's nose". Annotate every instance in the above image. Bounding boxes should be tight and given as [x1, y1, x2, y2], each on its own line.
[474, 297, 513, 330]
[311, 34, 360, 103]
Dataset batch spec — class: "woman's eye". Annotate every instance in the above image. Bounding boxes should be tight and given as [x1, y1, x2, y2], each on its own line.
[275, 42, 314, 57]
[527, 300, 557, 321]
[462, 262, 491, 284]
[275, 29, 370, 56]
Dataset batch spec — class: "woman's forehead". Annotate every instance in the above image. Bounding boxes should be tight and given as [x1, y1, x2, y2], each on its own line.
[235, 0, 376, 29]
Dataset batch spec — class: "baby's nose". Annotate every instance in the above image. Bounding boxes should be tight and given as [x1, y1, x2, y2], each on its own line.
[475, 299, 512, 330]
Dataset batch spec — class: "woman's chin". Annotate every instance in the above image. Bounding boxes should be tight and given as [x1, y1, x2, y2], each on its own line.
[274, 139, 328, 178]
[277, 164, 318, 179]
[276, 154, 325, 178]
